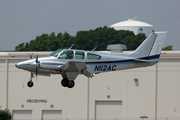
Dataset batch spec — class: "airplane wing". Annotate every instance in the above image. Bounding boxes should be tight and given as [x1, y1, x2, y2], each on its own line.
[39, 61, 92, 78]
[59, 61, 92, 78]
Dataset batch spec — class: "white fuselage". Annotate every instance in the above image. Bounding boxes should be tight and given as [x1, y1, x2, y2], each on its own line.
[16, 49, 157, 75]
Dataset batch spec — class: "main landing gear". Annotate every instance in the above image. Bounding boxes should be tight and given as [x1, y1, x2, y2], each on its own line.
[61, 78, 75, 88]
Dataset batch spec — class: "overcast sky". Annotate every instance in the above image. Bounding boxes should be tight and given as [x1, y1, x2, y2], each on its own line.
[0, 0, 180, 51]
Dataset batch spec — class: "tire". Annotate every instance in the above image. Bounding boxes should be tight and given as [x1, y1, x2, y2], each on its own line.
[61, 78, 68, 87]
[67, 81, 75, 88]
[27, 81, 34, 87]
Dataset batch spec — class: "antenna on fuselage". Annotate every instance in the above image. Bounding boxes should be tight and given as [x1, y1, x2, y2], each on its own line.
[69, 44, 74, 49]
[91, 47, 97, 52]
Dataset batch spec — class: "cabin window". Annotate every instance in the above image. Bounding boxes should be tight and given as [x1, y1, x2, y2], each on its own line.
[75, 51, 84, 59]
[87, 53, 101, 60]
[58, 50, 73, 59]
[49, 49, 63, 57]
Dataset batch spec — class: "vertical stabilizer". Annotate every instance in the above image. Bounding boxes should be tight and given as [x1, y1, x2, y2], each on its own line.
[130, 32, 157, 58]
[129, 31, 167, 60]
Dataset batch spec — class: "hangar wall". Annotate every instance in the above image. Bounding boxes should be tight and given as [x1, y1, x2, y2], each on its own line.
[0, 52, 180, 120]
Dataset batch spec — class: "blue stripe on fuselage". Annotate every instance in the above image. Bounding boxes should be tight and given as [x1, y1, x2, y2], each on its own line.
[85, 54, 160, 65]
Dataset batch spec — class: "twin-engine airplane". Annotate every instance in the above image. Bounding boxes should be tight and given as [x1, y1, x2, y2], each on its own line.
[16, 31, 167, 88]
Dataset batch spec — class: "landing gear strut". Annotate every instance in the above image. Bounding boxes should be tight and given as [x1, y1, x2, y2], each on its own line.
[61, 78, 75, 88]
[27, 72, 34, 88]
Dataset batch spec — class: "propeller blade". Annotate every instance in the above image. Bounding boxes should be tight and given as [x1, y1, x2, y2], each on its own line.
[36, 54, 38, 63]
[30, 54, 32, 59]
[35, 54, 39, 78]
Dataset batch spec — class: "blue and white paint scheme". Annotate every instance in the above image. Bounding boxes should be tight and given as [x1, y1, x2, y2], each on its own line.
[15, 31, 167, 88]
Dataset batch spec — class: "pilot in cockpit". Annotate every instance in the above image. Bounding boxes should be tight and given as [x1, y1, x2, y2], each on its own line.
[65, 51, 73, 59]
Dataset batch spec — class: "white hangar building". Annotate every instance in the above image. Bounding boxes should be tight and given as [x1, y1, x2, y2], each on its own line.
[0, 51, 180, 120]
[110, 18, 154, 36]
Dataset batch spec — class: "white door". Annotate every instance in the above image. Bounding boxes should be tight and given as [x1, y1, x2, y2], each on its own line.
[13, 110, 32, 120]
[95, 101, 122, 120]
[42, 110, 62, 120]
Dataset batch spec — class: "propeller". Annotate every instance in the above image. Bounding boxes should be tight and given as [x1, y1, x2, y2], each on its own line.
[28, 53, 39, 85]
[29, 53, 33, 83]
[36, 54, 38, 63]
[29, 53, 40, 79]
[30, 53, 32, 59]
[35, 54, 39, 77]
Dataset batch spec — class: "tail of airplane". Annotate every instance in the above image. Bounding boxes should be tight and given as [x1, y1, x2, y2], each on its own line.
[129, 31, 167, 62]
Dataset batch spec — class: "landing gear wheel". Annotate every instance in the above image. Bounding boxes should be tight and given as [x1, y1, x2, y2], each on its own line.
[27, 81, 34, 87]
[61, 79, 68, 87]
[67, 80, 75, 88]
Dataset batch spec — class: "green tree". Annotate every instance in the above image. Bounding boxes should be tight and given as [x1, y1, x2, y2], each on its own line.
[47, 32, 57, 51]
[162, 45, 173, 51]
[15, 42, 25, 51]
[0, 108, 12, 120]
[59, 32, 74, 49]
[14, 26, 146, 51]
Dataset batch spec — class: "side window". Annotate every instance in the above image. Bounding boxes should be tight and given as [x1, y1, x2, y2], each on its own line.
[87, 53, 101, 60]
[75, 51, 84, 59]
[58, 50, 73, 59]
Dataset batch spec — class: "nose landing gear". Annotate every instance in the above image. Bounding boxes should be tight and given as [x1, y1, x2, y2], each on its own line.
[27, 81, 34, 87]
[27, 72, 34, 88]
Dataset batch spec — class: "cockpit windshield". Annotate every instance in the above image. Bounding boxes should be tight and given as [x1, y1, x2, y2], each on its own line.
[49, 49, 63, 57]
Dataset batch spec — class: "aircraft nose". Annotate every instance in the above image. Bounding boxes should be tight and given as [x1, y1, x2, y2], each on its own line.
[15, 61, 30, 69]
[15, 63, 21, 68]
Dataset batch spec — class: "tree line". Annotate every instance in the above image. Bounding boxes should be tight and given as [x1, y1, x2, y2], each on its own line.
[15, 26, 172, 51]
